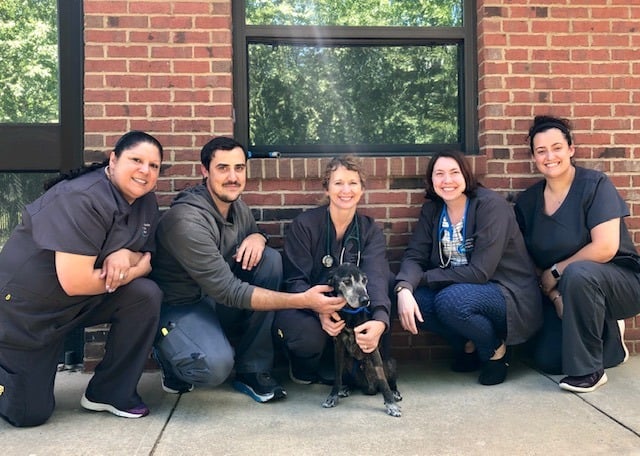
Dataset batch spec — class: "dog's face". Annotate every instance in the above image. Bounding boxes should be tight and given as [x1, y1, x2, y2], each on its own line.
[327, 263, 370, 309]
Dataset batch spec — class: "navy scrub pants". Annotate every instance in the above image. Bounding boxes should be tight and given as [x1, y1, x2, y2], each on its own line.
[414, 282, 507, 362]
[0, 278, 161, 427]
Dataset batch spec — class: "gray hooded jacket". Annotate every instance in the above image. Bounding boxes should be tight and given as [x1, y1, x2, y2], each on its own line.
[151, 184, 261, 309]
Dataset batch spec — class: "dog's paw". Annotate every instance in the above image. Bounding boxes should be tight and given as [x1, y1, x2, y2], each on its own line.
[385, 403, 402, 417]
[338, 385, 350, 398]
[392, 390, 403, 402]
[322, 395, 339, 408]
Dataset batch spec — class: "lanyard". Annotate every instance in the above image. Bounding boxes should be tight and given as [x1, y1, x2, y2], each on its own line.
[438, 199, 469, 267]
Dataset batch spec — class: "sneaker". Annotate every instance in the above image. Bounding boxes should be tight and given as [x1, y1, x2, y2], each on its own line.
[618, 319, 629, 364]
[152, 347, 194, 394]
[559, 369, 608, 393]
[233, 372, 287, 403]
[80, 394, 149, 418]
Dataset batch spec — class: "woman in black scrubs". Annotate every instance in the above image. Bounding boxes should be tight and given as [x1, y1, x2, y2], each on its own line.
[0, 131, 163, 426]
[274, 155, 393, 384]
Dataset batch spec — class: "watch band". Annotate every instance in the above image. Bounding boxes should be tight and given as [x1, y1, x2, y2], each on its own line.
[550, 264, 561, 279]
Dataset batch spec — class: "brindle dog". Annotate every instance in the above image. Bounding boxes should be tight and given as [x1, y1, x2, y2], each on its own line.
[322, 263, 402, 417]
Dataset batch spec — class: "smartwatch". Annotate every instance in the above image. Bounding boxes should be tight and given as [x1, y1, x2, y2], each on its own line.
[550, 264, 561, 279]
[394, 284, 407, 294]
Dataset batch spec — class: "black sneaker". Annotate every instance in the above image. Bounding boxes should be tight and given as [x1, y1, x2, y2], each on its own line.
[152, 347, 194, 394]
[559, 369, 608, 393]
[233, 372, 287, 403]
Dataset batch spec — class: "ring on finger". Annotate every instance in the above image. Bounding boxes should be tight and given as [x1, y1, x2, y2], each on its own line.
[119, 272, 125, 280]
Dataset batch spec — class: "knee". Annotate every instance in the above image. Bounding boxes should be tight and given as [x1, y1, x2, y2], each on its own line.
[434, 294, 467, 319]
[1, 402, 54, 428]
[285, 333, 326, 358]
[560, 261, 595, 288]
[179, 350, 234, 387]
[274, 311, 325, 357]
[256, 247, 283, 283]
[125, 278, 163, 311]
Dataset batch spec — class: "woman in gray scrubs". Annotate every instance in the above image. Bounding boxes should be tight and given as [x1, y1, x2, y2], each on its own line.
[515, 115, 640, 393]
[0, 131, 163, 426]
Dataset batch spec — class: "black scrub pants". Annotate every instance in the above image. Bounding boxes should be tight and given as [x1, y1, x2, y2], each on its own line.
[0, 278, 161, 427]
[530, 260, 640, 376]
[273, 271, 395, 376]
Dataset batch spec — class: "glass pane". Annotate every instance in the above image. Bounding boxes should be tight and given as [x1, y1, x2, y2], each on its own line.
[246, 0, 463, 27]
[248, 44, 459, 147]
[0, 172, 54, 247]
[0, 0, 60, 123]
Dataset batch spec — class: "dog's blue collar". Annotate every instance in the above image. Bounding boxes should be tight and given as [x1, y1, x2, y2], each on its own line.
[340, 306, 371, 315]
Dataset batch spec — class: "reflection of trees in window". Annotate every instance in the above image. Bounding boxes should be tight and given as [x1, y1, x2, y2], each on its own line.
[237, 0, 473, 155]
[246, 0, 462, 27]
[249, 44, 459, 146]
[0, 0, 58, 245]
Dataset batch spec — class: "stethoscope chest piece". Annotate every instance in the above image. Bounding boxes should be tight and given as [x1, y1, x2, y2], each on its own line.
[322, 254, 334, 268]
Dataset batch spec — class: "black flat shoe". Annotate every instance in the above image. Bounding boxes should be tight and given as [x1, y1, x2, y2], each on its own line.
[478, 356, 509, 385]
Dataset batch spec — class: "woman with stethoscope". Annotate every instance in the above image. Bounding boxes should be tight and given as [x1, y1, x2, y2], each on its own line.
[274, 155, 393, 385]
[395, 150, 542, 386]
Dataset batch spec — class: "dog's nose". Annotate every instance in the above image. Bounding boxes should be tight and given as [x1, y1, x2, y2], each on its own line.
[359, 295, 370, 307]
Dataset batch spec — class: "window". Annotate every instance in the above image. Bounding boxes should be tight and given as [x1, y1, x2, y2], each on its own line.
[0, 0, 83, 245]
[233, 0, 477, 156]
[0, 0, 83, 171]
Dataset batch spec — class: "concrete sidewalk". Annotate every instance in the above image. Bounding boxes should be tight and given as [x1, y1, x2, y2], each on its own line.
[3, 357, 640, 455]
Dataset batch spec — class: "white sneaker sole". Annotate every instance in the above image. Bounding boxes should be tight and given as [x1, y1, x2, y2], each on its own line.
[618, 319, 629, 363]
[559, 372, 608, 393]
[80, 394, 147, 418]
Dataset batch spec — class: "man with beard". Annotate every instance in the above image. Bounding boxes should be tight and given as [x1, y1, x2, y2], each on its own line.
[150, 137, 344, 403]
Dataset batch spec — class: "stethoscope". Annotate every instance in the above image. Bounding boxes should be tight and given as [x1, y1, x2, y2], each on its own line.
[438, 199, 469, 268]
[322, 212, 361, 268]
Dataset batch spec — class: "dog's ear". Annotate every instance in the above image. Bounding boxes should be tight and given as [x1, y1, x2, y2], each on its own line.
[326, 268, 336, 287]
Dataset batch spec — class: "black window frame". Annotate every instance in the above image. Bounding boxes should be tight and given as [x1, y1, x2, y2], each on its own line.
[0, 0, 84, 172]
[232, 0, 477, 157]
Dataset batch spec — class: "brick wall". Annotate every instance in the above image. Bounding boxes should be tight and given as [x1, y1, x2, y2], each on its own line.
[82, 0, 640, 368]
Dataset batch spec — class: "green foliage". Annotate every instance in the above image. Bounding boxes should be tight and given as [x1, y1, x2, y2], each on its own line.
[0, 0, 58, 246]
[246, 0, 463, 27]
[249, 44, 459, 146]
[246, 0, 463, 149]
[0, 0, 59, 122]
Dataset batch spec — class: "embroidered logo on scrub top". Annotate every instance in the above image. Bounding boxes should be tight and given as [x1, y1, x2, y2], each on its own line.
[142, 223, 151, 237]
